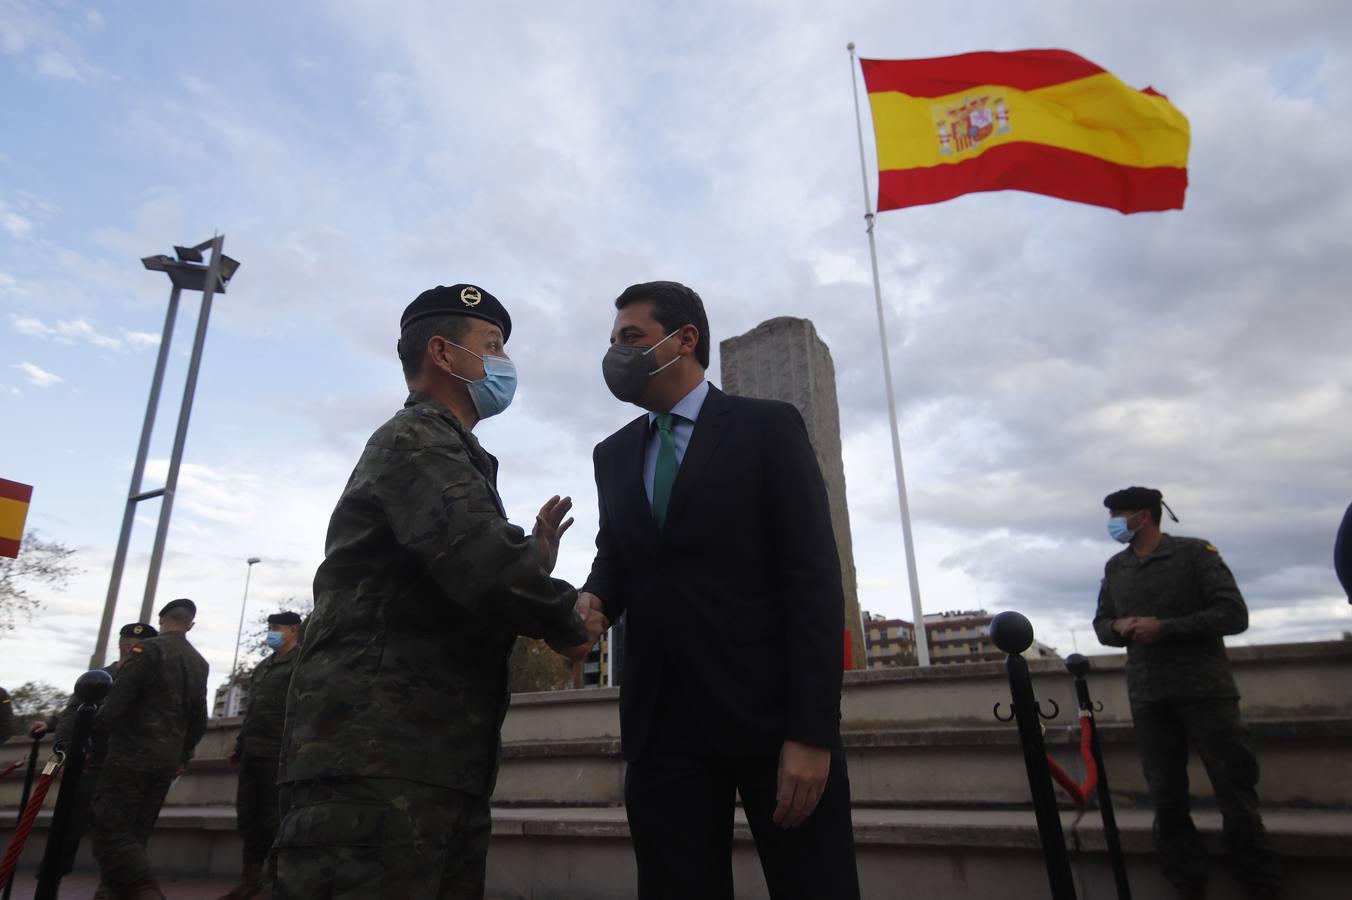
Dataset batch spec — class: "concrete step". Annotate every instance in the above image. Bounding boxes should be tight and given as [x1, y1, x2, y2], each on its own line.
[4, 805, 1346, 899]
[6, 715, 1346, 814]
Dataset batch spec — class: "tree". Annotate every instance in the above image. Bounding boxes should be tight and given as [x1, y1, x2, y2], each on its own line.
[0, 532, 79, 633]
[8, 680, 69, 721]
[510, 637, 574, 693]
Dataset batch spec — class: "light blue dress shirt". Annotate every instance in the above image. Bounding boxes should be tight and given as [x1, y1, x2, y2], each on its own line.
[643, 380, 710, 508]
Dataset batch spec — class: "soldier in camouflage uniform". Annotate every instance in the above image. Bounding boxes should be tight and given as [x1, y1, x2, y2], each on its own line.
[28, 622, 157, 880]
[274, 283, 607, 900]
[1093, 486, 1281, 900]
[88, 599, 209, 900]
[218, 610, 302, 900]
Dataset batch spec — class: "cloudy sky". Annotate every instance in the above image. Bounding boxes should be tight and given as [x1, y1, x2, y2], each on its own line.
[2, 0, 1350, 701]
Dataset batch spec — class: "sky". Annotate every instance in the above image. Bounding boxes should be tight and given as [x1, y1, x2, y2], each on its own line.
[2, 0, 1350, 703]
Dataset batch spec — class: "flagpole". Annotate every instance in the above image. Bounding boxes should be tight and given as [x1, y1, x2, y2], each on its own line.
[847, 43, 930, 667]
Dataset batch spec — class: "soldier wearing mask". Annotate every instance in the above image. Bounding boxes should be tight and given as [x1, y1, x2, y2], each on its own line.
[29, 622, 157, 882]
[1093, 486, 1281, 900]
[274, 283, 607, 899]
[218, 611, 302, 900]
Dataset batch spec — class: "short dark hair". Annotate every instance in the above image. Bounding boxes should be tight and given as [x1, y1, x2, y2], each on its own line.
[1146, 501, 1162, 526]
[397, 314, 474, 380]
[614, 281, 710, 369]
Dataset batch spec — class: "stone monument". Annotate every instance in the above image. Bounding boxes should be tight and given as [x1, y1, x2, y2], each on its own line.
[720, 317, 866, 668]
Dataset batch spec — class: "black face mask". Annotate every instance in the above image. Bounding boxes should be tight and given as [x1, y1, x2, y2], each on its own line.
[601, 330, 681, 403]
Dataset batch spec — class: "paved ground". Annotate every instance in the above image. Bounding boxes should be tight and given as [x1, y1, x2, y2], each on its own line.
[4, 872, 237, 899]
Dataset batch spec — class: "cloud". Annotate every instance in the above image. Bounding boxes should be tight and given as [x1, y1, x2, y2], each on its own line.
[12, 361, 62, 386]
[1, 205, 33, 237]
[8, 314, 158, 351]
[0, 0, 97, 81]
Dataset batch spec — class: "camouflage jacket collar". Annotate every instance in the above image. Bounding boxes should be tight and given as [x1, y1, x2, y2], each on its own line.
[1113, 533, 1177, 569]
[402, 391, 498, 484]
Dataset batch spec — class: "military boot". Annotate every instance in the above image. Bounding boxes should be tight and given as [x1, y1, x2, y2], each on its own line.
[127, 881, 166, 900]
[216, 862, 264, 900]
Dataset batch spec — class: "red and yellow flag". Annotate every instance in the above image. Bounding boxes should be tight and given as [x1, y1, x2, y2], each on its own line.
[0, 478, 33, 559]
[861, 50, 1189, 214]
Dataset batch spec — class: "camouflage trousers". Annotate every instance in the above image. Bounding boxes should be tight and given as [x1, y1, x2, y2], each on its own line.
[237, 754, 281, 866]
[88, 765, 175, 892]
[1131, 698, 1282, 895]
[273, 777, 492, 900]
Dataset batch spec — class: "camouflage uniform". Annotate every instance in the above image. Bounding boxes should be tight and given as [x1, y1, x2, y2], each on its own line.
[1094, 534, 1281, 897]
[275, 393, 588, 900]
[233, 648, 296, 869]
[88, 631, 209, 895]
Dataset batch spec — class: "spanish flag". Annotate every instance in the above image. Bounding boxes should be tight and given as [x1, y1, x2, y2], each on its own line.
[0, 478, 33, 559]
[861, 50, 1189, 214]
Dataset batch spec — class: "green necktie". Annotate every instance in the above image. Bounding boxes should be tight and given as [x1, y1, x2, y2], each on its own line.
[652, 413, 678, 529]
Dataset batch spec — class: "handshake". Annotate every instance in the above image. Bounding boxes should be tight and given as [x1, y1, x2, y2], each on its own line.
[556, 592, 609, 663]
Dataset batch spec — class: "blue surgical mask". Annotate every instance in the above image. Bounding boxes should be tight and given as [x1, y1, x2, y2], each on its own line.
[1107, 515, 1137, 544]
[265, 632, 285, 651]
[448, 343, 518, 419]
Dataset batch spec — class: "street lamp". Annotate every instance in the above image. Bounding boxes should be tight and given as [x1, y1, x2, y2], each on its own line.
[90, 236, 242, 667]
[231, 557, 263, 683]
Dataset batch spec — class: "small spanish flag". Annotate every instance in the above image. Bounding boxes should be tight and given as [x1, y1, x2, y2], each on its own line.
[0, 478, 33, 559]
[861, 50, 1189, 214]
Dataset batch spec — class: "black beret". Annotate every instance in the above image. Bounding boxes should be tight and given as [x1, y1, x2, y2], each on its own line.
[158, 598, 196, 618]
[400, 284, 512, 343]
[267, 611, 302, 626]
[119, 622, 157, 638]
[1103, 486, 1163, 511]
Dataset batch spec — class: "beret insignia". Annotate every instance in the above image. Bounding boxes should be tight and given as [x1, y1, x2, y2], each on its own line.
[460, 286, 482, 307]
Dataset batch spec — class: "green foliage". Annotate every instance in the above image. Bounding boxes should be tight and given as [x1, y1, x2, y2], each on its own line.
[509, 637, 574, 693]
[0, 532, 79, 633]
[7, 679, 69, 720]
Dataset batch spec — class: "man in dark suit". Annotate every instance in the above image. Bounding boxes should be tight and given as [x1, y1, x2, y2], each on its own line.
[577, 281, 859, 900]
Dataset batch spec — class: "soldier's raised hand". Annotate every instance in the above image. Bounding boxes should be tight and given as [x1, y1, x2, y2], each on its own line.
[533, 495, 575, 574]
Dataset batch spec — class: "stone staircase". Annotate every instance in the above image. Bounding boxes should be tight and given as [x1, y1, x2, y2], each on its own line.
[3, 640, 1350, 898]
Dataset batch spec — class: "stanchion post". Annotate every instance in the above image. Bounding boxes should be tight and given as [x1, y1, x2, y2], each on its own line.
[0, 738, 42, 900]
[1066, 653, 1132, 900]
[990, 611, 1077, 900]
[32, 670, 112, 900]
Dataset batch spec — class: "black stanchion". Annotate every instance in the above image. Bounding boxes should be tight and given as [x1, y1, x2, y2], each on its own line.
[0, 738, 42, 900]
[33, 669, 112, 900]
[990, 611, 1077, 900]
[1066, 653, 1132, 900]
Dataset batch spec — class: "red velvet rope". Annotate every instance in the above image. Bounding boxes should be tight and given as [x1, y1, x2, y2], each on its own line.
[0, 769, 58, 885]
[0, 760, 20, 781]
[1046, 712, 1098, 809]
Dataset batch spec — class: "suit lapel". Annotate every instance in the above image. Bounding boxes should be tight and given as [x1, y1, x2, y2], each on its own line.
[663, 386, 731, 536]
[612, 415, 660, 548]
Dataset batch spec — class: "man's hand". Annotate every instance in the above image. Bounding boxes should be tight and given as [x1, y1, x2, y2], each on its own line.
[1111, 617, 1138, 638]
[28, 721, 49, 739]
[773, 740, 831, 829]
[1125, 616, 1165, 644]
[227, 750, 241, 770]
[533, 495, 575, 574]
[557, 593, 608, 663]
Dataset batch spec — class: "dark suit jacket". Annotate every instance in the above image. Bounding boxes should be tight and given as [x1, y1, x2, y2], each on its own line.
[584, 385, 845, 762]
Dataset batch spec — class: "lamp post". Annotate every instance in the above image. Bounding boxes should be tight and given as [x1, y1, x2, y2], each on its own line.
[230, 557, 262, 697]
[91, 237, 241, 667]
